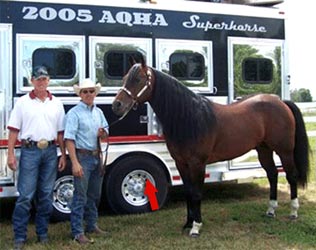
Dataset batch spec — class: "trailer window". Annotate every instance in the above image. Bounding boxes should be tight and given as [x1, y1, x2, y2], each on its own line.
[105, 51, 143, 79]
[242, 58, 273, 84]
[32, 48, 75, 79]
[169, 53, 204, 80]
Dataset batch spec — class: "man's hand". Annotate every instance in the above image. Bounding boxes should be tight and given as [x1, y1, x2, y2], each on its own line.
[72, 162, 84, 178]
[98, 128, 108, 140]
[7, 153, 17, 171]
[58, 155, 66, 172]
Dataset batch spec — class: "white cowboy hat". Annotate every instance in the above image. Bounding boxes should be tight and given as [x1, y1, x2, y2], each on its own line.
[73, 78, 101, 96]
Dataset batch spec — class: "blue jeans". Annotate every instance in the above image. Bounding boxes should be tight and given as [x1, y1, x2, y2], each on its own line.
[12, 145, 58, 243]
[71, 153, 103, 237]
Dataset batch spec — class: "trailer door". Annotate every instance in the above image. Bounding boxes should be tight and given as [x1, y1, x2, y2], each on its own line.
[227, 37, 285, 169]
[0, 24, 12, 138]
[155, 39, 214, 94]
[228, 37, 287, 103]
[0, 23, 15, 194]
[89, 37, 152, 136]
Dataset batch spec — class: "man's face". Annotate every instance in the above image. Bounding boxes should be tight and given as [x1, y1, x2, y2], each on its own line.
[79, 88, 96, 106]
[31, 76, 49, 91]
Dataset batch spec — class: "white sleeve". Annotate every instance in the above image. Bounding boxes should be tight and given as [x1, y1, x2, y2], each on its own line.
[56, 99, 65, 132]
[7, 98, 23, 131]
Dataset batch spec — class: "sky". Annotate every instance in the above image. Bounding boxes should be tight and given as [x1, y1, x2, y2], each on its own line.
[282, 0, 316, 100]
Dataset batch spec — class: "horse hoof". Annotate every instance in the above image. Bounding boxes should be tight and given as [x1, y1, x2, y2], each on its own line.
[289, 214, 298, 220]
[189, 221, 202, 237]
[266, 212, 275, 218]
[190, 233, 200, 238]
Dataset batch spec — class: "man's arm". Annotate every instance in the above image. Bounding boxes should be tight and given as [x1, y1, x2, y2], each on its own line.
[65, 139, 84, 178]
[7, 129, 19, 171]
[57, 131, 66, 172]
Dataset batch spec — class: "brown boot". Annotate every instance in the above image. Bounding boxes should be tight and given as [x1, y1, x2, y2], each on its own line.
[87, 226, 110, 236]
[74, 234, 94, 244]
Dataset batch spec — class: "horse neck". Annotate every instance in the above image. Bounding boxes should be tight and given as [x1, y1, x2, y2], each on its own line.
[149, 69, 189, 124]
[149, 69, 216, 145]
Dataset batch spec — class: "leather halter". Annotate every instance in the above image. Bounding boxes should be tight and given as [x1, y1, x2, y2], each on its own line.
[114, 68, 152, 121]
[119, 68, 152, 107]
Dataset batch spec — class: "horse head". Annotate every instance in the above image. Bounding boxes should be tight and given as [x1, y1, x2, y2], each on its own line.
[112, 56, 154, 117]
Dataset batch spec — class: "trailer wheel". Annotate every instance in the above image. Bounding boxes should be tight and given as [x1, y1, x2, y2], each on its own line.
[104, 155, 169, 214]
[51, 166, 74, 222]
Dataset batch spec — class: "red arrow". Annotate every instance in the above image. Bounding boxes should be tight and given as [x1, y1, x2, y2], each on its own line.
[144, 180, 159, 211]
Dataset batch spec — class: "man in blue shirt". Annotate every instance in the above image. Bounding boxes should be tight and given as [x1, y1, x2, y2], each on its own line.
[64, 79, 109, 244]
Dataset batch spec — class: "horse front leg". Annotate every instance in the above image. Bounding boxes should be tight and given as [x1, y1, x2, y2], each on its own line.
[183, 197, 194, 230]
[182, 182, 203, 237]
[188, 200, 203, 238]
[181, 167, 205, 237]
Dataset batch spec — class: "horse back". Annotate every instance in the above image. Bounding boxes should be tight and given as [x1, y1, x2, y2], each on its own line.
[232, 94, 295, 138]
[208, 94, 295, 162]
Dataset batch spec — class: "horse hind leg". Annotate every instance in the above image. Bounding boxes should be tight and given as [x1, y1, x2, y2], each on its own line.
[290, 197, 299, 219]
[280, 153, 299, 219]
[257, 146, 278, 217]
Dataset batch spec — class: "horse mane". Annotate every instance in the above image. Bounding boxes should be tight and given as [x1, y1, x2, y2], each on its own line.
[150, 68, 217, 146]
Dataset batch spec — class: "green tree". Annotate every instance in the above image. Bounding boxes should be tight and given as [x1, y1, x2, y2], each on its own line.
[290, 88, 313, 102]
[233, 44, 281, 98]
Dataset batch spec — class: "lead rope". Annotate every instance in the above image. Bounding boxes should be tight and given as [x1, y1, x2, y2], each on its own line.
[98, 115, 125, 174]
[98, 135, 105, 176]
[100, 68, 153, 170]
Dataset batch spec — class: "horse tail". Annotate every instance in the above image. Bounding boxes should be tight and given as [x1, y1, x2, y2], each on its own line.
[283, 100, 309, 187]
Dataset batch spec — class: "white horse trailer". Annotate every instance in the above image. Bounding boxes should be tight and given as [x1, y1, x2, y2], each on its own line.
[0, 0, 288, 220]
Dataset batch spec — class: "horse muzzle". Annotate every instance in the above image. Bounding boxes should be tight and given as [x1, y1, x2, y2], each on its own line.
[112, 99, 125, 116]
[112, 99, 136, 117]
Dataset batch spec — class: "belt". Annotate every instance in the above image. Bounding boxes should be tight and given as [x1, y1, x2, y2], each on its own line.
[21, 139, 55, 149]
[76, 148, 100, 156]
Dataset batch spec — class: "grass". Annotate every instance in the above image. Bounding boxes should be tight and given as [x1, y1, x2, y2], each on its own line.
[2, 181, 316, 250]
[302, 111, 316, 117]
[305, 122, 316, 131]
[0, 130, 315, 250]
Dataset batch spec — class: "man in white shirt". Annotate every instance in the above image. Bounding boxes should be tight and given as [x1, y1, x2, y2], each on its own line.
[7, 66, 66, 250]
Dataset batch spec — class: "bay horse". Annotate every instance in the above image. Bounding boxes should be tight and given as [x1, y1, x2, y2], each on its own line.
[112, 59, 309, 237]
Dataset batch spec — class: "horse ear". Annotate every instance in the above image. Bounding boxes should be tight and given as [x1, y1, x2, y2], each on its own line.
[128, 54, 146, 68]
[128, 56, 137, 67]
[140, 54, 146, 68]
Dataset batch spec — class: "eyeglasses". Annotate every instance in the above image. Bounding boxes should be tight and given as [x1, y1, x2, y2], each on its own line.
[81, 89, 95, 94]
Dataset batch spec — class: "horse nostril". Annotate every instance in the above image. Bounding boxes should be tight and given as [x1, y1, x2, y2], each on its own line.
[112, 100, 122, 112]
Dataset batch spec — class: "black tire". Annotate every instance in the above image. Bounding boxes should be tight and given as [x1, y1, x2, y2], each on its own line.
[51, 164, 74, 222]
[104, 155, 169, 214]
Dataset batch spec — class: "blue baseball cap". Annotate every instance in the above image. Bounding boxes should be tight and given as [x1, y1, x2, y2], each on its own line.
[32, 66, 49, 79]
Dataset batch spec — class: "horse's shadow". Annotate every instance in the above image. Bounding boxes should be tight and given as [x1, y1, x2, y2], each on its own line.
[165, 181, 287, 207]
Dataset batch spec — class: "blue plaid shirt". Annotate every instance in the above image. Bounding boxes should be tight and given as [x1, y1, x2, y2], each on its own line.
[64, 101, 108, 150]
